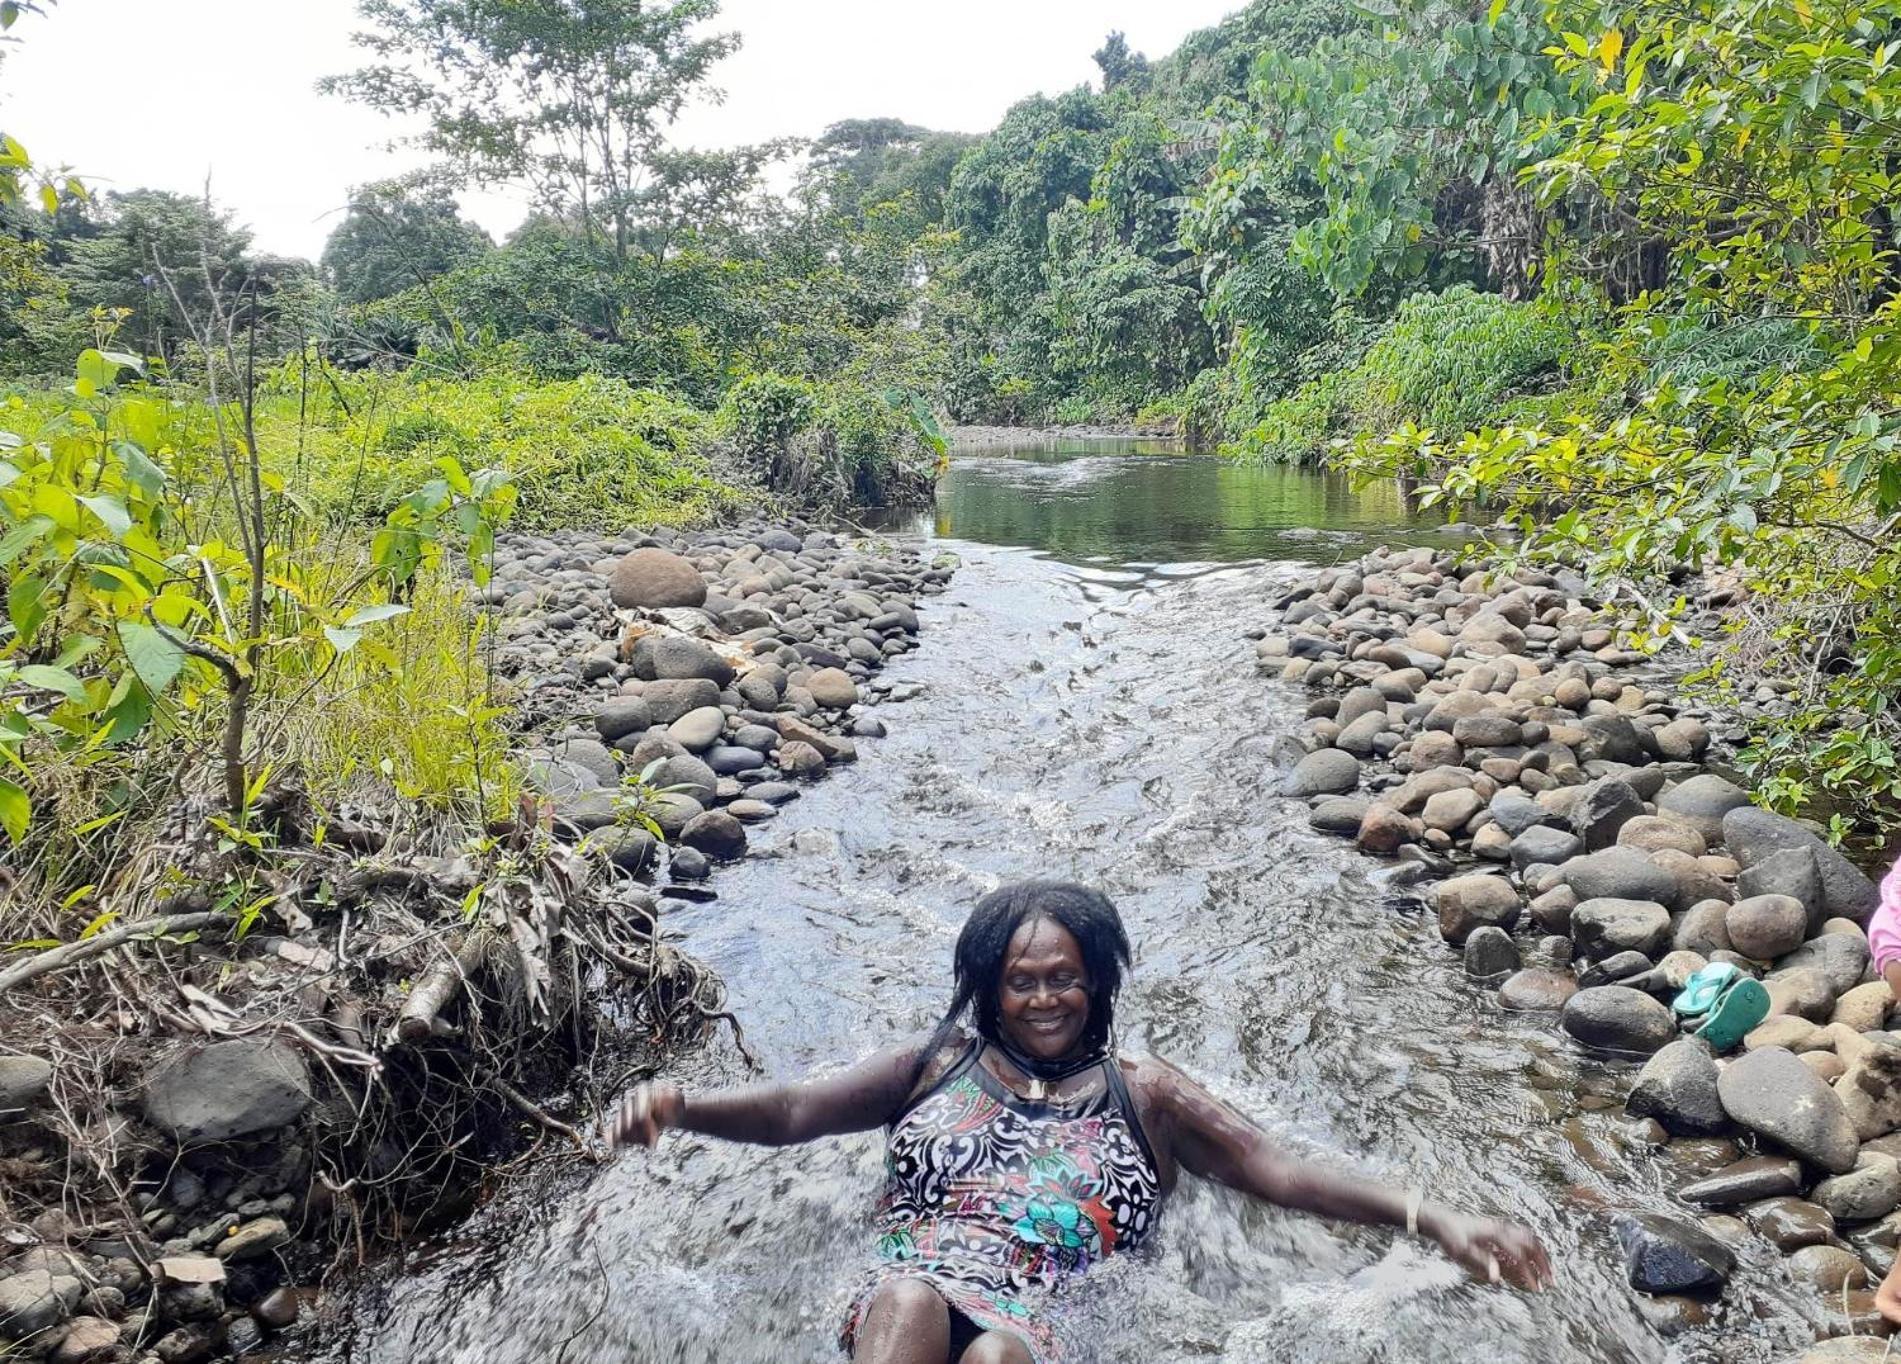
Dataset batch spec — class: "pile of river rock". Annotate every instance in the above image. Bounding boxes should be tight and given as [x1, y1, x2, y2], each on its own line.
[1257, 543, 1899, 1356]
[477, 519, 952, 882]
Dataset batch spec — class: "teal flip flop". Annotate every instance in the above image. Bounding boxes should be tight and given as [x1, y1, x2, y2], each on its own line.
[1673, 962, 1741, 1018]
[1694, 976, 1770, 1053]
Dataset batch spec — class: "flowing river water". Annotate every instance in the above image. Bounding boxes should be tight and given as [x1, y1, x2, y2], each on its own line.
[329, 441, 1822, 1364]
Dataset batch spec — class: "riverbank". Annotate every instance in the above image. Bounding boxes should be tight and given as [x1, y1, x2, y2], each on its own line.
[1257, 542, 1895, 1359]
[0, 517, 952, 1363]
[948, 422, 1182, 449]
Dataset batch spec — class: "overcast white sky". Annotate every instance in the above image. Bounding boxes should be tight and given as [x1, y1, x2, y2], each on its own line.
[1, 0, 1240, 260]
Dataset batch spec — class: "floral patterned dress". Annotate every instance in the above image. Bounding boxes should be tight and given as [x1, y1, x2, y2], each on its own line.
[840, 1039, 1162, 1362]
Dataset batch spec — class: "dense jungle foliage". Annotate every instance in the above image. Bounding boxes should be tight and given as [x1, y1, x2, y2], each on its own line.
[3, 0, 1901, 857]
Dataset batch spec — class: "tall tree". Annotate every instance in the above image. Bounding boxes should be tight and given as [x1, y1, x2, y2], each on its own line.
[321, 181, 494, 305]
[1092, 31, 1150, 91]
[321, 0, 738, 263]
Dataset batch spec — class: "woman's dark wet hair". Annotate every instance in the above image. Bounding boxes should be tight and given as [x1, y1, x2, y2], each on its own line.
[927, 880, 1132, 1058]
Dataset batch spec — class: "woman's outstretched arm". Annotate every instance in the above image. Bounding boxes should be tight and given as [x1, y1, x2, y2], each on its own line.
[1139, 1057, 1553, 1290]
[606, 1039, 930, 1149]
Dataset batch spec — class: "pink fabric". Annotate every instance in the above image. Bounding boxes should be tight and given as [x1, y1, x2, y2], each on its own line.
[1872, 856, 1901, 977]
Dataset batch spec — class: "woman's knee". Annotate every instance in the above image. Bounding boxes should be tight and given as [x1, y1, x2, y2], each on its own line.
[865, 1276, 950, 1330]
[959, 1331, 1033, 1364]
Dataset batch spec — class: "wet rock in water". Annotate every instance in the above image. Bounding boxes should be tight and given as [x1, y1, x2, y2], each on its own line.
[0, 1055, 52, 1111]
[667, 846, 710, 881]
[1614, 1212, 1734, 1294]
[1571, 898, 1672, 960]
[143, 1040, 312, 1144]
[1655, 774, 1752, 843]
[680, 810, 747, 861]
[1556, 847, 1679, 906]
[630, 634, 735, 688]
[1812, 1153, 1901, 1222]
[777, 740, 826, 776]
[1722, 807, 1880, 923]
[1737, 847, 1825, 927]
[1787, 1244, 1869, 1293]
[726, 799, 776, 823]
[1572, 778, 1645, 852]
[1627, 1039, 1728, 1136]
[1744, 1197, 1837, 1252]
[706, 745, 767, 776]
[806, 668, 859, 709]
[1718, 1047, 1859, 1173]
[1836, 1038, 1901, 1141]
[1463, 926, 1521, 979]
[594, 697, 654, 744]
[1309, 797, 1371, 835]
[1355, 802, 1417, 855]
[1499, 968, 1577, 1011]
[1724, 894, 1809, 961]
[641, 678, 722, 726]
[851, 714, 888, 739]
[1282, 748, 1361, 797]
[1434, 874, 1521, 944]
[609, 548, 707, 609]
[745, 781, 799, 806]
[1678, 1156, 1804, 1207]
[589, 826, 657, 873]
[1561, 986, 1677, 1054]
[254, 1286, 300, 1329]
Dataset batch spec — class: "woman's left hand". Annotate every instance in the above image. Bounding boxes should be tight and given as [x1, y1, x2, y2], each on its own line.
[1427, 1210, 1553, 1291]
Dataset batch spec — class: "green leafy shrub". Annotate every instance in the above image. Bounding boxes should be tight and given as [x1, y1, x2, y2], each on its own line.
[292, 371, 741, 532]
[714, 371, 943, 509]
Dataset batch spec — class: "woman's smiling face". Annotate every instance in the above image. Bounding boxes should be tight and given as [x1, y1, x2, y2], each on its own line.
[996, 916, 1092, 1060]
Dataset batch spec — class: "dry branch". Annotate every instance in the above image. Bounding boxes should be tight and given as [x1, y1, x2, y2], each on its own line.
[0, 912, 222, 997]
[392, 934, 487, 1044]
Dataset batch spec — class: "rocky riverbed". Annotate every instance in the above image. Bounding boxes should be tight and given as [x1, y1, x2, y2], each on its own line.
[1257, 543, 1896, 1361]
[0, 517, 953, 1364]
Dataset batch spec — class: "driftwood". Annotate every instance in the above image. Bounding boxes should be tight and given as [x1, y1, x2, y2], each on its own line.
[0, 912, 223, 997]
[392, 935, 487, 1045]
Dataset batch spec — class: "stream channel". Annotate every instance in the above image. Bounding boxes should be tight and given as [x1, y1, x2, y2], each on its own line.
[329, 439, 1819, 1364]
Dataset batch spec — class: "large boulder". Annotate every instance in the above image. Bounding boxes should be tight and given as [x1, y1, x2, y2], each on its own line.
[1561, 986, 1677, 1054]
[1716, 1046, 1859, 1173]
[1656, 774, 1753, 843]
[1835, 1037, 1901, 1141]
[1571, 778, 1645, 853]
[629, 634, 736, 687]
[1725, 895, 1809, 961]
[142, 1040, 311, 1144]
[1614, 1213, 1734, 1295]
[1282, 749, 1361, 797]
[1722, 807, 1880, 923]
[609, 548, 706, 609]
[1555, 847, 1679, 905]
[1434, 875, 1521, 944]
[1779, 932, 1872, 997]
[1627, 1040, 1728, 1136]
[1812, 1153, 1901, 1222]
[680, 810, 747, 861]
[1571, 898, 1672, 960]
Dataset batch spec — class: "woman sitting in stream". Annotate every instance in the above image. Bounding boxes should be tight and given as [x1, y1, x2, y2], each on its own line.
[606, 879, 1552, 1363]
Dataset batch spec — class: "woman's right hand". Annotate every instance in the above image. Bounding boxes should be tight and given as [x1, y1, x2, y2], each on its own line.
[606, 1081, 684, 1149]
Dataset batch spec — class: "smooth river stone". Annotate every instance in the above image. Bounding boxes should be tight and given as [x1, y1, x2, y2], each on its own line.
[1678, 1157, 1804, 1208]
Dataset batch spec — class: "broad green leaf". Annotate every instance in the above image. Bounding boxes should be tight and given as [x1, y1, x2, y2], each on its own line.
[7, 573, 45, 641]
[16, 665, 87, 703]
[0, 514, 53, 565]
[116, 620, 187, 694]
[324, 626, 364, 654]
[0, 777, 27, 844]
[79, 494, 132, 538]
[114, 440, 166, 498]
